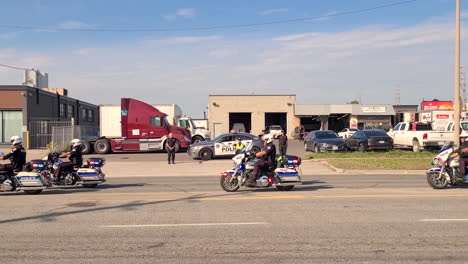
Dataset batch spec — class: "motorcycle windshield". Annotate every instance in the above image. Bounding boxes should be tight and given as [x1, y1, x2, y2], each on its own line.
[440, 141, 454, 152]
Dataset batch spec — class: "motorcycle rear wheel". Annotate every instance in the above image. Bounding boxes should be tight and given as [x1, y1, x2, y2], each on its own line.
[220, 175, 240, 192]
[427, 171, 449, 189]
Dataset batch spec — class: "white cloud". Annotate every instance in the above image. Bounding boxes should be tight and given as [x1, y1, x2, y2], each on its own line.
[258, 8, 289, 16]
[209, 48, 240, 58]
[163, 8, 196, 21]
[0, 32, 18, 39]
[176, 8, 196, 18]
[144, 35, 222, 45]
[72, 48, 97, 55]
[58, 20, 94, 29]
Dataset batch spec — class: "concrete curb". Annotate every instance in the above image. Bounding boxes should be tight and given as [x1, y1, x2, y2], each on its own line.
[320, 160, 345, 173]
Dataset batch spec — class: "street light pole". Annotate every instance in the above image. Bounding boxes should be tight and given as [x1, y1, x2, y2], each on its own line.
[454, 0, 461, 148]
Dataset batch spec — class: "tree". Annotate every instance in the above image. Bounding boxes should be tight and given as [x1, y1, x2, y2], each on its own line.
[346, 100, 360, 104]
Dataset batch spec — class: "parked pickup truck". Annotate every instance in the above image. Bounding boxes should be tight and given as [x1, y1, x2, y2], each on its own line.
[445, 121, 468, 138]
[388, 122, 452, 152]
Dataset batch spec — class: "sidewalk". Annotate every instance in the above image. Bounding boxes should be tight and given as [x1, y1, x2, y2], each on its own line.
[104, 159, 339, 178]
[318, 159, 426, 175]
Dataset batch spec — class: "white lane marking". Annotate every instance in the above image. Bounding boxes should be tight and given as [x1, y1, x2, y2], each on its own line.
[100, 222, 270, 228]
[420, 219, 468, 222]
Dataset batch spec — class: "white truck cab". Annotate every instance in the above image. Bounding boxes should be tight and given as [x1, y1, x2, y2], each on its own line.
[176, 117, 211, 143]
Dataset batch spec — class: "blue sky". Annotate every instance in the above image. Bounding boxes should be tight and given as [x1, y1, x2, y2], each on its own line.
[0, 0, 465, 117]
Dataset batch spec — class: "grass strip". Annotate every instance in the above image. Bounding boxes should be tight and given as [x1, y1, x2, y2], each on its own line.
[306, 150, 434, 160]
[326, 158, 431, 170]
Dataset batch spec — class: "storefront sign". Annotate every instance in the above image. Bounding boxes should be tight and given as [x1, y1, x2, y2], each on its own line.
[421, 101, 453, 111]
[362, 106, 386, 113]
[435, 114, 450, 119]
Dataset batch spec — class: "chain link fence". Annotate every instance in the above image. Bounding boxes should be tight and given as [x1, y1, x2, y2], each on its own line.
[28, 120, 99, 150]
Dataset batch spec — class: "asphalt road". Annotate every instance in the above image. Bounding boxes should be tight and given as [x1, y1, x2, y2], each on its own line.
[1, 173, 468, 264]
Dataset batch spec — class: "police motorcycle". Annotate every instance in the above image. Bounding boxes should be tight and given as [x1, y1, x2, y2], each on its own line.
[220, 144, 302, 192]
[46, 152, 107, 188]
[0, 137, 49, 195]
[426, 141, 468, 189]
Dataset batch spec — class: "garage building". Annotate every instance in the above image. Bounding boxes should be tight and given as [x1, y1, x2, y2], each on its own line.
[208, 95, 296, 138]
[295, 104, 396, 132]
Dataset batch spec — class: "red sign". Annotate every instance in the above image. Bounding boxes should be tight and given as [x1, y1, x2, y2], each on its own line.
[421, 101, 453, 111]
[435, 114, 450, 119]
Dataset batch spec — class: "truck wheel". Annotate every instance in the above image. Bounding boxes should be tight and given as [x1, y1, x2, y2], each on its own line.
[200, 149, 213, 160]
[94, 139, 111, 154]
[412, 140, 421, 152]
[192, 136, 204, 143]
[165, 141, 180, 153]
[81, 140, 93, 155]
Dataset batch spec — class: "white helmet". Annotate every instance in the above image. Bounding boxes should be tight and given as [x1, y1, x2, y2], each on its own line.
[71, 139, 82, 148]
[262, 134, 274, 144]
[12, 136, 23, 145]
[10, 135, 21, 143]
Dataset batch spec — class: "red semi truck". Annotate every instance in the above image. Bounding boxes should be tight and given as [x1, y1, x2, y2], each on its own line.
[81, 98, 191, 154]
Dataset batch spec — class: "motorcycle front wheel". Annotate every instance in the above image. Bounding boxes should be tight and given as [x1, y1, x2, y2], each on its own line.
[427, 171, 449, 189]
[220, 175, 240, 192]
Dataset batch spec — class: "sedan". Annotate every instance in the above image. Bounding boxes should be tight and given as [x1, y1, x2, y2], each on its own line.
[346, 130, 393, 152]
[187, 132, 263, 160]
[338, 128, 359, 139]
[304, 130, 346, 153]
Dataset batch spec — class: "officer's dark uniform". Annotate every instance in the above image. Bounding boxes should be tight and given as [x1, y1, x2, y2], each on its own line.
[55, 145, 83, 182]
[460, 140, 468, 175]
[3, 146, 26, 172]
[250, 142, 277, 183]
[278, 134, 288, 156]
[69, 145, 83, 167]
[166, 138, 177, 164]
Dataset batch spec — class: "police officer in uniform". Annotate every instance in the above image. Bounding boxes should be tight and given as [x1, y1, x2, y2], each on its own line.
[55, 139, 84, 183]
[0, 136, 27, 172]
[166, 133, 177, 164]
[278, 130, 288, 157]
[235, 138, 245, 154]
[248, 135, 276, 185]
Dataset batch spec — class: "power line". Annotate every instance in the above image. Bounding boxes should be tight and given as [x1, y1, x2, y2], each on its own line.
[0, 0, 418, 33]
[0, 63, 28, 71]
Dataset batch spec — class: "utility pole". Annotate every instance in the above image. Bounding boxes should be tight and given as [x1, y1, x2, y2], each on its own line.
[461, 66, 466, 111]
[454, 0, 461, 147]
[396, 86, 401, 105]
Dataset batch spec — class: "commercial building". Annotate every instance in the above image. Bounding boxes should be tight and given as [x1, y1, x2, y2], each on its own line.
[295, 104, 396, 132]
[0, 85, 99, 148]
[208, 95, 296, 138]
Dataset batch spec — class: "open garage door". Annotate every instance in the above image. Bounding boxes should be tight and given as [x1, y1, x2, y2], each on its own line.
[265, 112, 287, 133]
[300, 117, 321, 132]
[229, 113, 251, 133]
[328, 114, 350, 132]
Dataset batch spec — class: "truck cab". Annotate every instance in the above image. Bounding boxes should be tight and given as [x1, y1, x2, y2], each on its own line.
[84, 98, 191, 154]
[176, 117, 210, 143]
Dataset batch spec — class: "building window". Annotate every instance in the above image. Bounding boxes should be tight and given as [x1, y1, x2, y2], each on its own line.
[67, 105, 74, 118]
[88, 109, 94, 122]
[82, 108, 87, 121]
[60, 103, 66, 118]
[0, 111, 23, 143]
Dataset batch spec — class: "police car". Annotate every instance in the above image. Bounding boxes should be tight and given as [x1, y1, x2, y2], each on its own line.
[187, 132, 263, 160]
